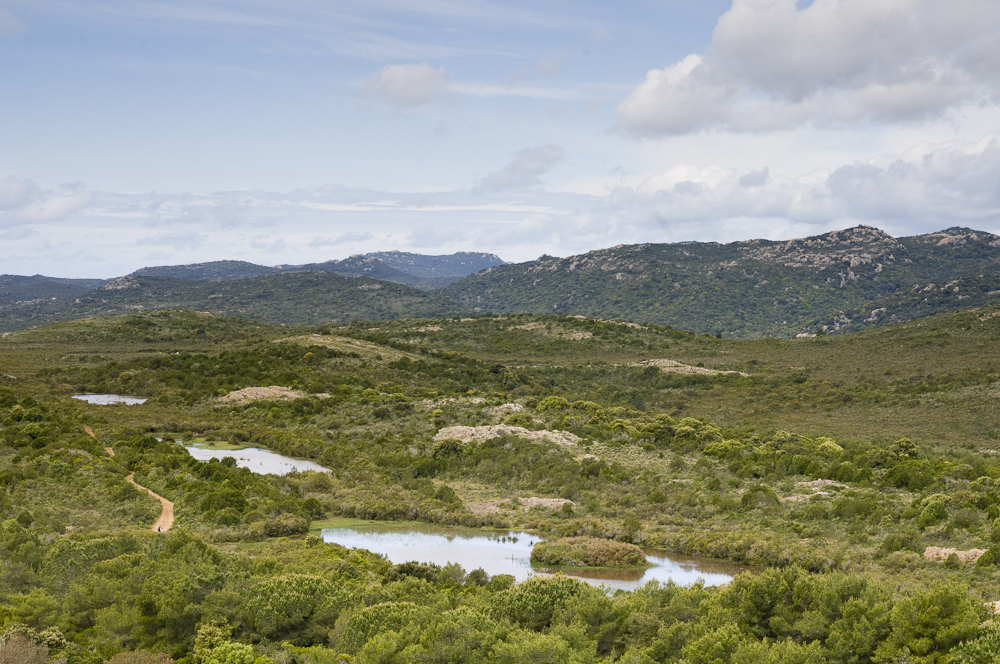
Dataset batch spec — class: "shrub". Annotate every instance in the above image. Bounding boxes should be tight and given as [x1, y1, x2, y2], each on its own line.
[259, 515, 308, 537]
[974, 549, 996, 568]
[950, 620, 1000, 664]
[741, 485, 779, 510]
[536, 396, 570, 412]
[530, 537, 647, 568]
[918, 501, 949, 529]
[952, 508, 982, 530]
[334, 602, 425, 654]
[488, 575, 585, 630]
[880, 528, 922, 555]
[0, 633, 49, 664]
[430, 438, 464, 459]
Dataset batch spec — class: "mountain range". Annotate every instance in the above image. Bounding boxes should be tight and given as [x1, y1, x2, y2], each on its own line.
[2, 227, 998, 335]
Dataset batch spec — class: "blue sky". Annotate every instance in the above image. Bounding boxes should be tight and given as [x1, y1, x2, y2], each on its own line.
[2, 0, 999, 277]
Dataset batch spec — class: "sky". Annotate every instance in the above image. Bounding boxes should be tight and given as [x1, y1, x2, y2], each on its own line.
[1, 0, 999, 278]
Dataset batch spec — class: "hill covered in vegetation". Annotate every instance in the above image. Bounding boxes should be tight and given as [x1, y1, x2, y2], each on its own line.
[1, 305, 999, 662]
[129, 251, 507, 291]
[442, 226, 1000, 337]
[0, 275, 107, 307]
[0, 272, 467, 332]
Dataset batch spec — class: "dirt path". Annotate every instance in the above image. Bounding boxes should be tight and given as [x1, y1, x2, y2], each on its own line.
[127, 473, 175, 532]
[83, 425, 174, 532]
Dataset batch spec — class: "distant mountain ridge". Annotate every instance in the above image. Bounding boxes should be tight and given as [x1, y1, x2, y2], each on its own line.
[0, 275, 108, 306]
[441, 226, 1000, 337]
[0, 272, 466, 332]
[129, 251, 506, 290]
[4, 228, 1000, 336]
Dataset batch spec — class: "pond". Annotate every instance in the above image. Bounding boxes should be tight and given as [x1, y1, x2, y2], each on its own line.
[183, 444, 330, 476]
[321, 523, 744, 591]
[72, 394, 147, 405]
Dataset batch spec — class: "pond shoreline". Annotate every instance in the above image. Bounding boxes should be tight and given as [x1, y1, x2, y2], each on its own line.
[320, 520, 746, 591]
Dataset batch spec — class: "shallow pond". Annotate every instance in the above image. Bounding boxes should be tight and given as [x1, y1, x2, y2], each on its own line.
[72, 394, 147, 405]
[321, 524, 744, 591]
[183, 444, 330, 476]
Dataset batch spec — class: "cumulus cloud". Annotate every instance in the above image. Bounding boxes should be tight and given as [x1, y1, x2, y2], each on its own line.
[617, 0, 1000, 135]
[474, 144, 565, 194]
[361, 63, 450, 108]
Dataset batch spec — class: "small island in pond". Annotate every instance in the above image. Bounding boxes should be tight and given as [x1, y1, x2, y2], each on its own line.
[531, 536, 651, 569]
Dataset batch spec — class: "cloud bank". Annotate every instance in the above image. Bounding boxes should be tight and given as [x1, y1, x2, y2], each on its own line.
[2, 135, 999, 276]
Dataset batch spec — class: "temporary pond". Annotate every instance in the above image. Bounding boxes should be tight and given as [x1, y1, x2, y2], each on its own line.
[321, 523, 743, 591]
[183, 444, 330, 476]
[72, 394, 147, 405]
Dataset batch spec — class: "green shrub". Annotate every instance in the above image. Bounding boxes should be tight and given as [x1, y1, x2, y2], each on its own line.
[530, 537, 647, 568]
[741, 485, 779, 510]
[488, 575, 585, 630]
[430, 438, 464, 459]
[537, 396, 570, 412]
[918, 501, 949, 529]
[974, 549, 996, 568]
[949, 620, 1000, 664]
[334, 602, 425, 654]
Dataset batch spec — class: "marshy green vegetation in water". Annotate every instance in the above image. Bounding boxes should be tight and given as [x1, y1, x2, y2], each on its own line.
[530, 536, 650, 569]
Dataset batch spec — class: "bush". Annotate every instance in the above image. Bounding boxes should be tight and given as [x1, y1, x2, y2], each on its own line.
[949, 619, 1000, 664]
[488, 575, 585, 630]
[741, 485, 779, 510]
[530, 537, 647, 568]
[918, 501, 949, 529]
[334, 602, 425, 654]
[974, 549, 997, 568]
[430, 438, 464, 460]
[536, 396, 570, 412]
[259, 515, 308, 537]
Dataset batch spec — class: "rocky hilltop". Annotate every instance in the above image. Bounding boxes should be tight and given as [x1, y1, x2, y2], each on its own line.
[442, 226, 1000, 336]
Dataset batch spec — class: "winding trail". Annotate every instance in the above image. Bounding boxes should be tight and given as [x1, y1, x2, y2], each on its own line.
[126, 473, 175, 532]
[84, 425, 175, 532]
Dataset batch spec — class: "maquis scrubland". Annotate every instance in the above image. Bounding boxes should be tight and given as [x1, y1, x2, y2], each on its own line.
[1, 304, 1000, 664]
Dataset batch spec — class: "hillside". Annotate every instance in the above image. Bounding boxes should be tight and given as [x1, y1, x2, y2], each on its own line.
[128, 251, 506, 290]
[0, 274, 106, 306]
[368, 250, 506, 278]
[287, 255, 433, 288]
[0, 272, 467, 332]
[130, 259, 280, 281]
[441, 226, 1000, 336]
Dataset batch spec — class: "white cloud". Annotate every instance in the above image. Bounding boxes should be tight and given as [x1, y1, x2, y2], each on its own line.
[136, 231, 208, 250]
[9, 133, 1000, 275]
[361, 63, 449, 108]
[474, 144, 565, 194]
[591, 134, 1000, 239]
[617, 0, 1000, 136]
[0, 178, 93, 225]
[359, 63, 582, 108]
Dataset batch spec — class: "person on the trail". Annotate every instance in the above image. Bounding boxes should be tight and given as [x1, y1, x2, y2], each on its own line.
[158, 526, 162, 532]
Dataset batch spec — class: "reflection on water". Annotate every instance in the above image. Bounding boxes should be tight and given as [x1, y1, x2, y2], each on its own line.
[72, 394, 147, 405]
[184, 445, 330, 476]
[321, 525, 744, 591]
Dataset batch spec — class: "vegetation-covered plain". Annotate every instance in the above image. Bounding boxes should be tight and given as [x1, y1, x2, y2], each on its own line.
[1, 306, 1000, 663]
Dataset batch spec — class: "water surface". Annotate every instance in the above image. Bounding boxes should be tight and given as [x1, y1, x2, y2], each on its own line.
[321, 524, 742, 591]
[72, 394, 147, 405]
[184, 445, 330, 475]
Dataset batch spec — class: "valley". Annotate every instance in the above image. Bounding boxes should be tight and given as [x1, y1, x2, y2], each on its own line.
[0, 301, 999, 662]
